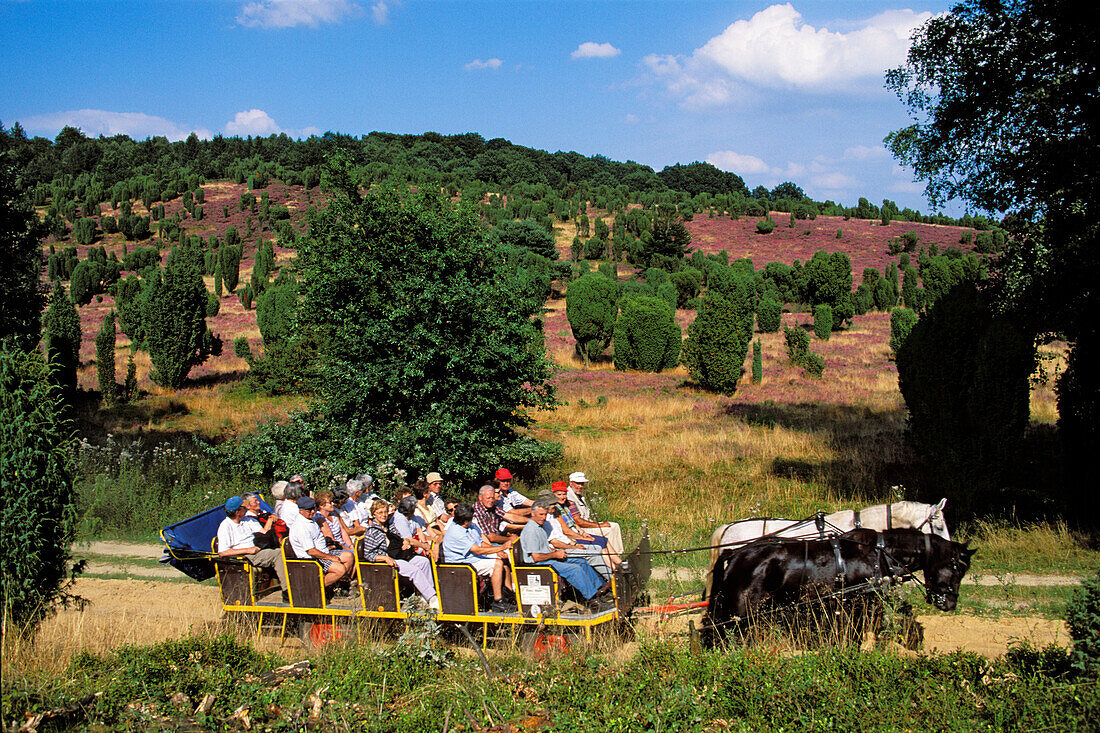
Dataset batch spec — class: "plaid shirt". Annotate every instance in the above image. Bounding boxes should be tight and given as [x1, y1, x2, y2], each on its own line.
[473, 501, 505, 539]
[359, 521, 389, 562]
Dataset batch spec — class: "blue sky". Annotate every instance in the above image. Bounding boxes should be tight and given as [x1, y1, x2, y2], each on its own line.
[1, 0, 959, 213]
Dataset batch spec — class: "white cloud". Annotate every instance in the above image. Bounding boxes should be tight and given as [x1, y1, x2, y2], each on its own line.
[706, 150, 770, 175]
[844, 144, 890, 161]
[645, 3, 932, 107]
[811, 172, 859, 189]
[18, 109, 212, 142]
[237, 0, 363, 29]
[224, 109, 282, 136]
[624, 113, 639, 124]
[370, 1, 389, 24]
[222, 109, 319, 139]
[464, 58, 502, 71]
[571, 42, 621, 59]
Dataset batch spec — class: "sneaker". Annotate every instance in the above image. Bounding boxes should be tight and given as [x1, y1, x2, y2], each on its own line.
[490, 598, 516, 613]
[587, 597, 616, 613]
[428, 597, 440, 612]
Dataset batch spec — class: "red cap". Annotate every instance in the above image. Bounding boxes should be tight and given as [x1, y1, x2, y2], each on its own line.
[550, 481, 568, 493]
[494, 468, 513, 480]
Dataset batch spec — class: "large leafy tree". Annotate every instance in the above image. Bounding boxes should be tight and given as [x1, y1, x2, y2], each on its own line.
[293, 162, 558, 478]
[0, 143, 44, 351]
[142, 248, 220, 389]
[566, 272, 619, 367]
[886, 0, 1099, 511]
[682, 271, 756, 396]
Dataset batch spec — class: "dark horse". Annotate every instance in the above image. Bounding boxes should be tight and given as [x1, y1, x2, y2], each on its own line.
[700, 528, 975, 648]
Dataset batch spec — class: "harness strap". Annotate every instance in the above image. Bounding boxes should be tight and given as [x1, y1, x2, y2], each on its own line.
[831, 537, 846, 586]
[852, 509, 861, 529]
[886, 503, 893, 530]
[815, 511, 827, 539]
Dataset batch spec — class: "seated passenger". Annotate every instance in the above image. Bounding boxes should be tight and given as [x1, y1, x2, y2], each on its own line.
[493, 468, 532, 529]
[549, 482, 609, 552]
[519, 500, 614, 612]
[473, 485, 520, 546]
[566, 472, 624, 554]
[216, 495, 288, 595]
[392, 496, 439, 561]
[441, 504, 516, 613]
[424, 471, 446, 517]
[288, 497, 355, 588]
[361, 499, 439, 609]
[277, 482, 303, 526]
[543, 500, 618, 579]
[315, 490, 354, 552]
[340, 479, 368, 537]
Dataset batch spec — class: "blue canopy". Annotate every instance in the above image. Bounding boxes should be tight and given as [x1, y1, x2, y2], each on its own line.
[159, 499, 274, 581]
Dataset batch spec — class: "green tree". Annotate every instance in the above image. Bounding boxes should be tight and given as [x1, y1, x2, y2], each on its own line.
[291, 172, 558, 478]
[896, 283, 1034, 518]
[566, 272, 618, 367]
[41, 281, 81, 395]
[0, 344, 80, 631]
[804, 250, 853, 330]
[95, 310, 116, 404]
[756, 297, 782, 333]
[890, 307, 919, 355]
[682, 273, 755, 395]
[0, 151, 44, 351]
[256, 279, 298, 348]
[142, 249, 220, 389]
[751, 338, 763, 384]
[68, 260, 98, 305]
[645, 205, 691, 265]
[219, 244, 241, 292]
[497, 218, 557, 260]
[813, 305, 832, 340]
[613, 295, 681, 373]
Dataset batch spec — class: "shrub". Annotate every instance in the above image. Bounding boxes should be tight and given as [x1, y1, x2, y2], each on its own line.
[143, 249, 221, 389]
[570, 236, 584, 261]
[1066, 571, 1100, 676]
[0, 344, 79, 631]
[220, 244, 241, 292]
[42, 281, 81, 395]
[68, 260, 98, 305]
[803, 350, 825, 377]
[205, 291, 220, 318]
[497, 218, 557, 260]
[756, 297, 782, 333]
[890, 307, 919, 355]
[669, 267, 703, 307]
[594, 217, 609, 241]
[682, 273, 755, 394]
[902, 266, 924, 310]
[836, 228, 843, 238]
[239, 283, 253, 310]
[751, 338, 763, 384]
[896, 283, 1034, 519]
[74, 217, 97, 245]
[813, 305, 832, 340]
[234, 336, 252, 360]
[95, 311, 116, 404]
[657, 281, 678, 311]
[804, 250, 853, 330]
[584, 236, 607, 260]
[784, 324, 810, 365]
[256, 280, 298, 348]
[755, 216, 776, 234]
[853, 284, 873, 315]
[873, 277, 895, 311]
[613, 295, 681, 372]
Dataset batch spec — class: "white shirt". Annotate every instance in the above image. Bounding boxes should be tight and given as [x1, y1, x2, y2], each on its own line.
[339, 498, 362, 527]
[498, 489, 530, 513]
[217, 515, 262, 551]
[277, 500, 301, 527]
[289, 514, 328, 559]
[566, 487, 592, 521]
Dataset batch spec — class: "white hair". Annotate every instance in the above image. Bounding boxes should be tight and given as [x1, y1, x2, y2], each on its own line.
[271, 480, 288, 499]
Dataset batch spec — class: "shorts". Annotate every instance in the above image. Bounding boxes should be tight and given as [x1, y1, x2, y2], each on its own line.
[469, 557, 497, 577]
[317, 557, 335, 571]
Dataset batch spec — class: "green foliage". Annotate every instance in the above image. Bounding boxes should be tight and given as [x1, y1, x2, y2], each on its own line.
[205, 290, 219, 318]
[853, 284, 873, 315]
[751, 338, 763, 384]
[567, 272, 619, 366]
[497, 218, 557, 260]
[73, 217, 97, 245]
[755, 216, 776, 234]
[669, 267, 703, 308]
[756, 297, 782, 333]
[239, 283, 253, 310]
[683, 273, 755, 394]
[0, 155, 45, 351]
[901, 266, 924, 310]
[256, 279, 298, 348]
[219, 243, 241, 292]
[657, 280, 678, 311]
[813, 305, 832, 340]
[613, 295, 681, 373]
[804, 250, 853, 330]
[0, 344, 79, 630]
[142, 249, 220, 390]
[42, 281, 80, 394]
[1066, 571, 1100, 676]
[803, 350, 825, 377]
[68, 259, 98, 305]
[570, 236, 584, 261]
[292, 171, 558, 478]
[896, 283, 1035, 518]
[584, 236, 606, 260]
[95, 311, 116, 403]
[836, 228, 843, 238]
[784, 324, 810, 365]
[594, 216, 609, 241]
[890, 307, 919, 355]
[645, 205, 691, 265]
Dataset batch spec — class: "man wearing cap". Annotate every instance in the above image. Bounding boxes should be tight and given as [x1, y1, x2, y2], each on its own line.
[288, 497, 355, 588]
[493, 468, 532, 529]
[424, 472, 447, 518]
[567, 472, 624, 554]
[520, 500, 613, 612]
[216, 496, 288, 594]
[441, 503, 516, 613]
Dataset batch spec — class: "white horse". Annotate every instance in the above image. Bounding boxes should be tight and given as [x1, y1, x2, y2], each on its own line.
[702, 499, 950, 600]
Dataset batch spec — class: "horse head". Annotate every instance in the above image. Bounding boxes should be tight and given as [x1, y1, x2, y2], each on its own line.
[919, 498, 951, 540]
[924, 540, 974, 611]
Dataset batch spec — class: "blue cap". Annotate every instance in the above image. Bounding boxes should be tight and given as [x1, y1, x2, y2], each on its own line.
[297, 496, 317, 510]
[224, 496, 243, 513]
